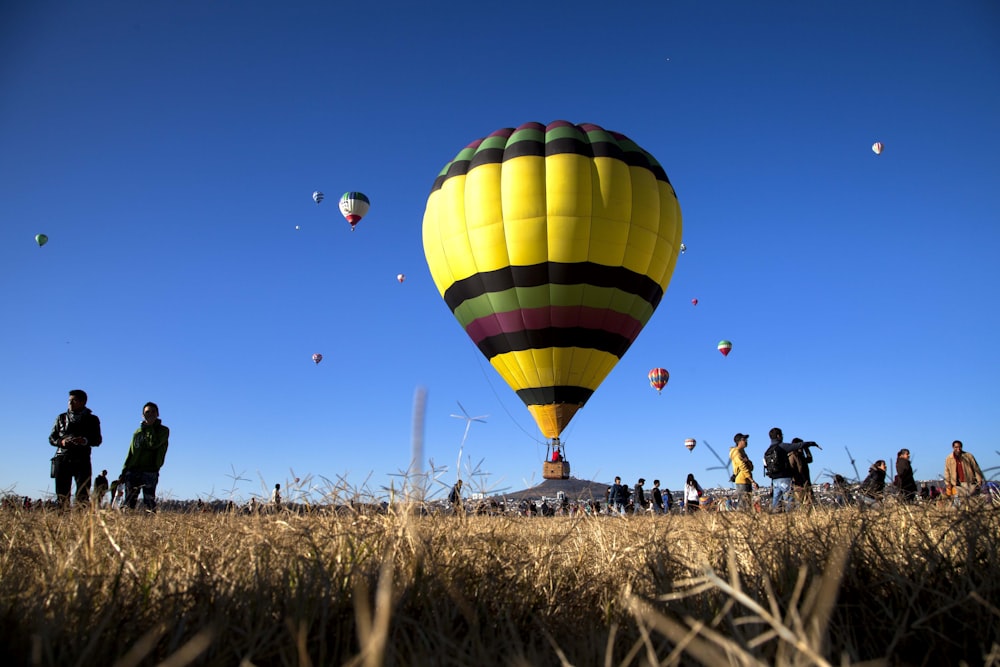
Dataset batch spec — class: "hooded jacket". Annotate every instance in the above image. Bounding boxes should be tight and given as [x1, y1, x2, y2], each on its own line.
[122, 419, 169, 473]
[729, 446, 755, 484]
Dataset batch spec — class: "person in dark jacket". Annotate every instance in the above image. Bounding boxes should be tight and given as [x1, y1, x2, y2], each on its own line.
[609, 476, 626, 515]
[859, 460, 888, 505]
[651, 479, 666, 514]
[121, 402, 170, 511]
[633, 478, 647, 513]
[49, 389, 103, 508]
[894, 449, 918, 503]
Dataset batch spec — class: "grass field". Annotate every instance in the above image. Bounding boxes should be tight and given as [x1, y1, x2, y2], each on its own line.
[1, 501, 998, 666]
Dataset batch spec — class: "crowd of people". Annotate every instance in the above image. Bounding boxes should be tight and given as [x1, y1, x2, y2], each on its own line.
[23, 397, 993, 516]
[476, 428, 991, 517]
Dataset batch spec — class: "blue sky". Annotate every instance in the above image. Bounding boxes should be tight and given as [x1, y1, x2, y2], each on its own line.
[3, 1, 998, 503]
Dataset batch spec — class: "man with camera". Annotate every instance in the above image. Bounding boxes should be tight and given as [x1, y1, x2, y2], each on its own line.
[49, 389, 103, 509]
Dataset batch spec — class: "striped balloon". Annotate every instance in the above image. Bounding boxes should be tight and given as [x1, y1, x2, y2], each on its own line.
[871, 142, 883, 155]
[648, 368, 669, 393]
[685, 438, 697, 452]
[423, 121, 683, 439]
[312, 191, 324, 205]
[339, 192, 370, 230]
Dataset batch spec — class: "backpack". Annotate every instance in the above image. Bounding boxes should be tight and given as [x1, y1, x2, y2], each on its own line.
[763, 443, 790, 479]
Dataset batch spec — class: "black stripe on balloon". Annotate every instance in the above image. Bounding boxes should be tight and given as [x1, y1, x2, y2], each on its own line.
[430, 138, 672, 192]
[442, 262, 663, 313]
[516, 386, 593, 406]
[477, 326, 632, 359]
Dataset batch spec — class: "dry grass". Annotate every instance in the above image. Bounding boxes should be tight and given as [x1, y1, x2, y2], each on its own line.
[0, 503, 998, 666]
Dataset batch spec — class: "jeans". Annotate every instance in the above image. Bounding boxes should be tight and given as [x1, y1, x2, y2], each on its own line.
[123, 470, 160, 510]
[771, 477, 793, 511]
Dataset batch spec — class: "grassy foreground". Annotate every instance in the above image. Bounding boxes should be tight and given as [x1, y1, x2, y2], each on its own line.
[1, 504, 998, 666]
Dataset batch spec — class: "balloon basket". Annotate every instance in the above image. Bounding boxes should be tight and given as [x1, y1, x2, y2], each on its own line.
[543, 460, 570, 480]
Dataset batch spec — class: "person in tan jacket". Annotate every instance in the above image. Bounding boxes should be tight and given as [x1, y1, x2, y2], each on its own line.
[944, 440, 983, 505]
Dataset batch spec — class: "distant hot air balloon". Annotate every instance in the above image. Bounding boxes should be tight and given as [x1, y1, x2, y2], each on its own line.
[871, 142, 883, 155]
[35, 234, 48, 247]
[313, 191, 324, 205]
[423, 121, 683, 444]
[339, 192, 370, 231]
[691, 298, 698, 306]
[717, 340, 732, 357]
[311, 353, 323, 365]
[680, 243, 687, 254]
[648, 368, 669, 394]
[396, 273, 405, 283]
[684, 438, 696, 452]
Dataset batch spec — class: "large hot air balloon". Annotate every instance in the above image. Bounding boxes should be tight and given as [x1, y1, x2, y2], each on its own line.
[339, 192, 370, 231]
[684, 438, 696, 452]
[871, 142, 883, 155]
[311, 353, 323, 365]
[35, 234, 48, 247]
[717, 340, 732, 357]
[423, 121, 683, 459]
[312, 191, 324, 205]
[648, 368, 669, 394]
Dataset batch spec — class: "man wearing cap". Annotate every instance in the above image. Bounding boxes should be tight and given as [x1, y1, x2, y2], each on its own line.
[729, 433, 758, 511]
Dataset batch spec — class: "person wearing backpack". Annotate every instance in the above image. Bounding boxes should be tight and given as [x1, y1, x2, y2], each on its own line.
[764, 427, 816, 512]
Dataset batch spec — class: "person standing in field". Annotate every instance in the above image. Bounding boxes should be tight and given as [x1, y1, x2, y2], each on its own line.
[895, 449, 918, 503]
[93, 469, 109, 508]
[683, 473, 703, 513]
[271, 483, 282, 510]
[729, 433, 758, 511]
[49, 389, 103, 509]
[858, 460, 888, 505]
[763, 427, 816, 512]
[651, 479, 666, 514]
[633, 478, 647, 514]
[448, 479, 463, 515]
[609, 476, 626, 515]
[788, 438, 815, 507]
[121, 402, 170, 511]
[944, 440, 983, 506]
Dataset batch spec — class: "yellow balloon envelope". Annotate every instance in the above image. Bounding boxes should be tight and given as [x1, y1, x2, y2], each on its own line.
[422, 121, 682, 438]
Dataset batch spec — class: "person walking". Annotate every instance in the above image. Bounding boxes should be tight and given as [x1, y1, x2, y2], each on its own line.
[729, 433, 759, 511]
[49, 389, 103, 509]
[944, 440, 984, 506]
[121, 402, 170, 511]
[895, 449, 918, 503]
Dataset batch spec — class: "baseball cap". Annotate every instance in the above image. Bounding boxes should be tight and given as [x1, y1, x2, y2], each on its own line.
[734, 433, 749, 443]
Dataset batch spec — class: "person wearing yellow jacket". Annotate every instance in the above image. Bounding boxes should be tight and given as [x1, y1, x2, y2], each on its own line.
[729, 433, 759, 511]
[121, 402, 169, 511]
